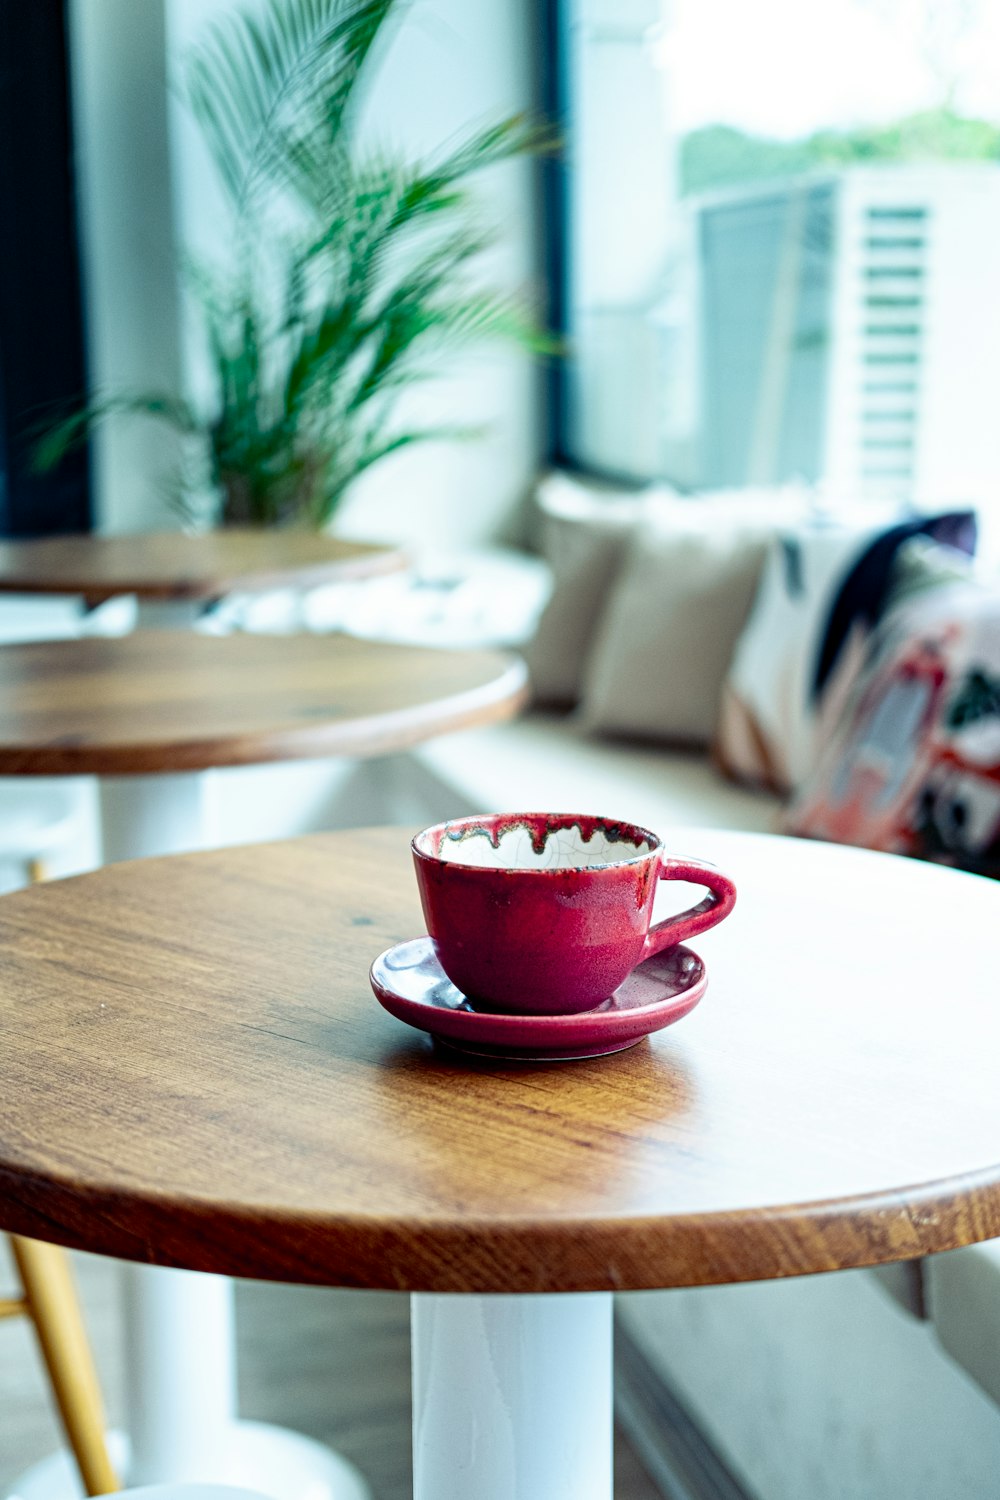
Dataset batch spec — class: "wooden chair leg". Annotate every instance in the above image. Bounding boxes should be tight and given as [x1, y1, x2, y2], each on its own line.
[10, 1235, 119, 1495]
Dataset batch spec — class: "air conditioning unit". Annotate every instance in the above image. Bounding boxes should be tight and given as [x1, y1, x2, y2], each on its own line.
[669, 164, 1000, 509]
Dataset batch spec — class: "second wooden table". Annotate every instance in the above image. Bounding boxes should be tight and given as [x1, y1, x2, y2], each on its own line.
[0, 528, 405, 605]
[0, 628, 527, 860]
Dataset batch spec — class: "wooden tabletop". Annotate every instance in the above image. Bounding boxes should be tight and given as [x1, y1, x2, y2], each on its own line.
[0, 529, 405, 603]
[0, 828, 997, 1294]
[0, 632, 528, 775]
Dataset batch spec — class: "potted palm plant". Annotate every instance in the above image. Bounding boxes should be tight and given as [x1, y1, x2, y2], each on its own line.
[40, 0, 550, 528]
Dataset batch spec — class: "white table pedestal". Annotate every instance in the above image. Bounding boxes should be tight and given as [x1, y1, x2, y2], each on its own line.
[412, 1292, 613, 1500]
[8, 1426, 366, 1500]
[6, 770, 369, 1500]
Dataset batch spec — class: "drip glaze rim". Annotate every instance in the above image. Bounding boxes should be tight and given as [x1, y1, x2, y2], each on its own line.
[411, 812, 662, 873]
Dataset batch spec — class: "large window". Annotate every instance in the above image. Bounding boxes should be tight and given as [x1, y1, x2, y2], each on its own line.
[564, 0, 1000, 519]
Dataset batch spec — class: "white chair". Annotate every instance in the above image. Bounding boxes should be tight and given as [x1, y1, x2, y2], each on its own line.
[0, 782, 87, 887]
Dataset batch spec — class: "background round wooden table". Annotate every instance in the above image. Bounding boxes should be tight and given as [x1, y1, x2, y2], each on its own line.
[0, 828, 998, 1500]
[0, 826, 997, 1289]
[0, 529, 405, 604]
[0, 630, 527, 776]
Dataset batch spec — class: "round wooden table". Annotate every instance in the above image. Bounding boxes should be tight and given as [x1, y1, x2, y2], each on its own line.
[0, 628, 527, 862]
[0, 634, 526, 1500]
[0, 629, 526, 776]
[0, 828, 997, 1500]
[0, 529, 405, 608]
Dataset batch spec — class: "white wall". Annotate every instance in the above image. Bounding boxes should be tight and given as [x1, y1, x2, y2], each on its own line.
[71, 0, 542, 547]
[339, 0, 543, 552]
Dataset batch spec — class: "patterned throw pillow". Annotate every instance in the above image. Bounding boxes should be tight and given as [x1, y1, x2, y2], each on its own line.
[715, 511, 978, 795]
[785, 572, 1000, 881]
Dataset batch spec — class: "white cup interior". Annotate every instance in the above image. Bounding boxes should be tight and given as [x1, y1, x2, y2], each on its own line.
[419, 818, 657, 871]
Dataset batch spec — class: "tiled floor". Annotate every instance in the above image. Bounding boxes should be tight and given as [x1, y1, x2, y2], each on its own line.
[0, 1242, 660, 1499]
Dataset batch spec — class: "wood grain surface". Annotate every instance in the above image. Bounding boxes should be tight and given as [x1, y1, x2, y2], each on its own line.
[0, 632, 528, 774]
[0, 828, 998, 1293]
[0, 530, 405, 603]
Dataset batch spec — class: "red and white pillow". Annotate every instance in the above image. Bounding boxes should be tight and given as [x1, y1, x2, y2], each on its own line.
[714, 511, 979, 796]
[785, 567, 1000, 879]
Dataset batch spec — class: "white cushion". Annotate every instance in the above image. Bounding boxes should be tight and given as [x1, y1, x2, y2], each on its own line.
[579, 490, 811, 746]
[525, 471, 669, 703]
[305, 547, 552, 649]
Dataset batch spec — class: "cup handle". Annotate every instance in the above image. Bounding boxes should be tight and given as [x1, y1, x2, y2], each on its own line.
[642, 857, 737, 959]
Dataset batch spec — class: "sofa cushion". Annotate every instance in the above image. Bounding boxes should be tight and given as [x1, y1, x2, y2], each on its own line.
[928, 1240, 1000, 1410]
[525, 471, 665, 705]
[716, 515, 895, 794]
[785, 565, 1000, 877]
[414, 710, 781, 836]
[718, 513, 979, 796]
[578, 490, 810, 747]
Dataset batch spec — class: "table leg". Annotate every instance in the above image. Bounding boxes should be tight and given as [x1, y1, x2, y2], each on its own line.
[134, 598, 211, 631]
[100, 773, 234, 1480]
[98, 772, 211, 865]
[411, 1292, 613, 1500]
[122, 1265, 235, 1482]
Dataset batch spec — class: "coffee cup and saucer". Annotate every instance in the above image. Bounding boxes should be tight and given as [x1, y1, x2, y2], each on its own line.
[369, 812, 737, 1061]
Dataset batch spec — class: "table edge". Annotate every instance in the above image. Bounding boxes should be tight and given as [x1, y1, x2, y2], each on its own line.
[1, 1158, 997, 1293]
[0, 653, 529, 775]
[0, 543, 408, 602]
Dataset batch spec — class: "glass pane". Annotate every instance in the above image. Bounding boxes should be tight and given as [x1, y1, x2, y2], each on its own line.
[568, 0, 1000, 518]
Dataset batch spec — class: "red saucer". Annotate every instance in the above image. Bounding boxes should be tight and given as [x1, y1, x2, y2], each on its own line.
[369, 937, 706, 1061]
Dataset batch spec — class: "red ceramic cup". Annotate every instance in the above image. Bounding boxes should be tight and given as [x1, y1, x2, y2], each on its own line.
[411, 811, 736, 1015]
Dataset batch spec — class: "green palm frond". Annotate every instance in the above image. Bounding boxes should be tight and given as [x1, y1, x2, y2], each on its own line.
[185, 0, 395, 212]
[32, 393, 198, 473]
[408, 114, 558, 209]
[39, 0, 554, 529]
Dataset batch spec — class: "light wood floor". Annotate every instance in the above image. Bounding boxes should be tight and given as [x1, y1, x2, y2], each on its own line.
[0, 1242, 661, 1499]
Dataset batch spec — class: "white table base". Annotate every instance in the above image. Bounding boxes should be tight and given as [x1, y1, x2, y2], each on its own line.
[5, 771, 370, 1500]
[7, 1423, 367, 1500]
[412, 1292, 613, 1500]
[134, 599, 211, 632]
[121, 1265, 235, 1482]
[98, 772, 210, 866]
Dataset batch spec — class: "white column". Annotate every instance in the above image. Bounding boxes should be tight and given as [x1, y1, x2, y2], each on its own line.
[569, 0, 674, 478]
[412, 1292, 613, 1500]
[135, 599, 212, 630]
[123, 1266, 236, 1483]
[99, 771, 236, 1482]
